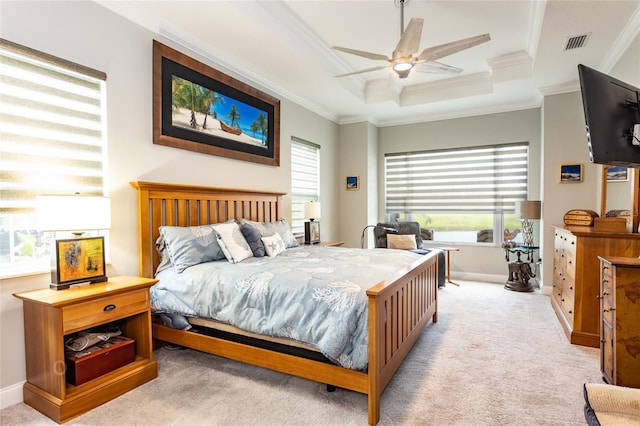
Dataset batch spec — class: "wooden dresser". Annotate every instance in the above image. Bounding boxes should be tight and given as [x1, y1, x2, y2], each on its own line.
[598, 256, 640, 388]
[551, 226, 640, 347]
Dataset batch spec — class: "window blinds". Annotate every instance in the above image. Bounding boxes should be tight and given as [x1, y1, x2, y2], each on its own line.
[0, 39, 107, 215]
[385, 142, 529, 214]
[291, 137, 319, 234]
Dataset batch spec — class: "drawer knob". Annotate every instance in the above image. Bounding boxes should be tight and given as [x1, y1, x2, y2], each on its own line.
[103, 304, 116, 312]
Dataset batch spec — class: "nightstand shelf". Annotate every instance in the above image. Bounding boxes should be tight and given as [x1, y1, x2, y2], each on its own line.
[303, 241, 344, 247]
[13, 276, 158, 423]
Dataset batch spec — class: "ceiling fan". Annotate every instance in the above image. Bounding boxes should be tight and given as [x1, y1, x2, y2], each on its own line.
[332, 0, 491, 79]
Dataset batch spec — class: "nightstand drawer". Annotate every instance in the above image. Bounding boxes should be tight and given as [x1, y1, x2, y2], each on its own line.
[63, 289, 149, 333]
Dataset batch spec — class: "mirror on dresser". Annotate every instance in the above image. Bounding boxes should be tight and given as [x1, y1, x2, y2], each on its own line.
[600, 166, 639, 232]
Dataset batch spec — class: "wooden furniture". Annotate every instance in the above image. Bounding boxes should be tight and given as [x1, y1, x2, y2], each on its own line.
[304, 241, 344, 247]
[551, 225, 640, 347]
[13, 276, 158, 423]
[438, 247, 460, 287]
[131, 181, 439, 425]
[598, 256, 640, 388]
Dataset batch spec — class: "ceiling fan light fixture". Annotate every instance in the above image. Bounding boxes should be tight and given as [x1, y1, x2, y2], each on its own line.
[393, 61, 413, 78]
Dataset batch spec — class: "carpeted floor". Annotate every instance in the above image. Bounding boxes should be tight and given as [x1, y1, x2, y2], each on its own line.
[1, 280, 601, 425]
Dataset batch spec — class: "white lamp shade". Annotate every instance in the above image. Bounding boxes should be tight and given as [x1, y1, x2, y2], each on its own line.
[516, 200, 541, 220]
[303, 201, 321, 220]
[37, 195, 111, 232]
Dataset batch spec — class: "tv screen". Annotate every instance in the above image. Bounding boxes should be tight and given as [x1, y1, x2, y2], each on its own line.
[577, 64, 640, 167]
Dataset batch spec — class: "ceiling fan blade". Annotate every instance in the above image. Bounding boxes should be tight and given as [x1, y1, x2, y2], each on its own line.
[393, 17, 424, 58]
[417, 33, 491, 62]
[415, 61, 463, 74]
[334, 65, 389, 78]
[331, 46, 390, 62]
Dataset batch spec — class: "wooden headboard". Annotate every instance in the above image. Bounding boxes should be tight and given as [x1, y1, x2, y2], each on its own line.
[131, 181, 284, 278]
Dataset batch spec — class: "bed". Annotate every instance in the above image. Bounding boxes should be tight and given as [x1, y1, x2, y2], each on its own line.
[131, 181, 438, 425]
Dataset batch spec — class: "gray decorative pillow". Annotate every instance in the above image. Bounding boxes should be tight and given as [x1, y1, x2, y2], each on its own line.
[240, 223, 265, 257]
[159, 225, 225, 273]
[241, 218, 298, 248]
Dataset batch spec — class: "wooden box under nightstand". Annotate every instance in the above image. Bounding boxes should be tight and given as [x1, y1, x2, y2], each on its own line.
[13, 276, 158, 423]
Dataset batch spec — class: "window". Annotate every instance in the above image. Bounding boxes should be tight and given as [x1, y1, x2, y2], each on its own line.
[385, 142, 529, 244]
[0, 39, 107, 276]
[291, 137, 320, 235]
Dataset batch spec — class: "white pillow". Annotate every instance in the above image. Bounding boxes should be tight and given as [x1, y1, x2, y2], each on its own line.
[387, 234, 417, 250]
[212, 222, 253, 263]
[261, 233, 286, 257]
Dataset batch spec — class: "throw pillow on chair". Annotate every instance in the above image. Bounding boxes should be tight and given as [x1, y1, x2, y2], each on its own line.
[387, 234, 418, 250]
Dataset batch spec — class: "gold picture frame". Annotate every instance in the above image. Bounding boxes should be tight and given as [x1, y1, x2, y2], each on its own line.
[51, 236, 107, 290]
[559, 164, 583, 183]
[346, 175, 360, 190]
[606, 166, 629, 182]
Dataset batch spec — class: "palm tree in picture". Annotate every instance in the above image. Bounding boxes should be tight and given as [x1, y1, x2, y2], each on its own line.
[171, 77, 199, 129]
[198, 88, 225, 130]
[227, 105, 241, 129]
[256, 112, 268, 144]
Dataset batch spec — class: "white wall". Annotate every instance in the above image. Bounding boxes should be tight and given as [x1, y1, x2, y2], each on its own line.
[0, 0, 339, 402]
[378, 109, 542, 279]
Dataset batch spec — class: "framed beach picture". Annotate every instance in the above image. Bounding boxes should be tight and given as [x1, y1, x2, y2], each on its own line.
[559, 164, 583, 183]
[51, 236, 107, 290]
[346, 176, 360, 190]
[153, 40, 280, 166]
[606, 166, 629, 182]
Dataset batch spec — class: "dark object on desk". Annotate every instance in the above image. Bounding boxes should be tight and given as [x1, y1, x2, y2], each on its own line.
[374, 222, 446, 288]
[504, 246, 538, 292]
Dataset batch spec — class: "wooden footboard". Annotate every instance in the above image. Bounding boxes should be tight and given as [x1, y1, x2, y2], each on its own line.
[131, 181, 438, 425]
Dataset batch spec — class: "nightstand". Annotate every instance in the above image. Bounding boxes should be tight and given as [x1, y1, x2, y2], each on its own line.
[304, 241, 344, 247]
[13, 276, 158, 423]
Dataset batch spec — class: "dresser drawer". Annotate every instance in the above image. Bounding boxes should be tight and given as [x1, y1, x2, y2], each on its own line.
[62, 289, 149, 333]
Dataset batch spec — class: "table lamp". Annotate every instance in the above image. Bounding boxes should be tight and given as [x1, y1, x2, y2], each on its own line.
[37, 194, 111, 289]
[516, 200, 541, 247]
[303, 201, 321, 244]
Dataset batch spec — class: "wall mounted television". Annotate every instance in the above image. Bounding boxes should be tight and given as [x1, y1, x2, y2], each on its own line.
[577, 64, 640, 167]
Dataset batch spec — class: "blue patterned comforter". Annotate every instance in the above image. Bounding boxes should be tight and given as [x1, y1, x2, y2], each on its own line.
[151, 246, 422, 370]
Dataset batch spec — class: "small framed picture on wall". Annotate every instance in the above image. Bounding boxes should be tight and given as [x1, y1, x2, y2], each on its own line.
[346, 176, 359, 190]
[606, 166, 629, 182]
[559, 164, 583, 183]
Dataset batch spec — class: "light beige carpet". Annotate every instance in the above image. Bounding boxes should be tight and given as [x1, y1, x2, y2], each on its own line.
[1, 280, 601, 425]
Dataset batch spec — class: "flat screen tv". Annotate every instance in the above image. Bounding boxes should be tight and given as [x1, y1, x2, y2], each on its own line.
[577, 64, 640, 167]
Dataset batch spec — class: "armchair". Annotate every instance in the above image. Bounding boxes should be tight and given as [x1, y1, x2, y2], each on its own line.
[374, 221, 446, 287]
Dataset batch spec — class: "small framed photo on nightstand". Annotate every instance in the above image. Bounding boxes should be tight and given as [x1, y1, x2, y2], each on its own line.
[51, 236, 107, 290]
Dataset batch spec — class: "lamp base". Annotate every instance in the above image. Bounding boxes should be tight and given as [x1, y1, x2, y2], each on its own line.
[521, 219, 534, 247]
[50, 276, 108, 291]
[304, 220, 320, 245]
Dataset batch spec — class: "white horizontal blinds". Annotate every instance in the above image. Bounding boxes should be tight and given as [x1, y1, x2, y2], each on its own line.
[291, 137, 320, 234]
[385, 142, 529, 214]
[0, 39, 107, 214]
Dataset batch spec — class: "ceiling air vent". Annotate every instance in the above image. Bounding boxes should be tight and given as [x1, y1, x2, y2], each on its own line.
[565, 33, 590, 50]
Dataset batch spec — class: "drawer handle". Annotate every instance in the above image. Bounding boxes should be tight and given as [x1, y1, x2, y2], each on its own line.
[103, 304, 116, 312]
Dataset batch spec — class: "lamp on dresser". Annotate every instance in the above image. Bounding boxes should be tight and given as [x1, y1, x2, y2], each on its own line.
[303, 201, 321, 244]
[37, 194, 111, 289]
[516, 200, 541, 247]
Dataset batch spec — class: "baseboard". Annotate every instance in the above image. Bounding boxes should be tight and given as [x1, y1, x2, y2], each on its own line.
[0, 381, 24, 409]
